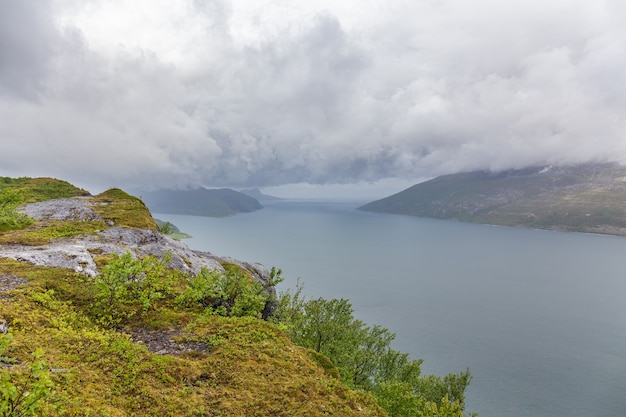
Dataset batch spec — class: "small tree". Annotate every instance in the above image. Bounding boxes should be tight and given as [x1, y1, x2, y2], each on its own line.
[158, 221, 172, 235]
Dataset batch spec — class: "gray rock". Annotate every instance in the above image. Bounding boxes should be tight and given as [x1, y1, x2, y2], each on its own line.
[0, 228, 227, 278]
[2, 196, 280, 320]
[0, 274, 28, 294]
[3, 199, 273, 297]
[19, 197, 102, 222]
[8, 244, 99, 276]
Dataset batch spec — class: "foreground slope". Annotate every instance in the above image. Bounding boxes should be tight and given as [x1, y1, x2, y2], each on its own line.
[358, 163, 626, 235]
[0, 177, 385, 416]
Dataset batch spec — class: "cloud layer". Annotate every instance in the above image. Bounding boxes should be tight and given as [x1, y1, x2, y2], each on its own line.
[2, 0, 626, 193]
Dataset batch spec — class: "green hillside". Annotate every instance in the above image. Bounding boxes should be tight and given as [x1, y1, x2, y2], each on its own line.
[358, 163, 626, 235]
[140, 188, 263, 217]
[0, 177, 471, 417]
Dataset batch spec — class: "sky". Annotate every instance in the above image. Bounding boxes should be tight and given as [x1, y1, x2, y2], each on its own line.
[1, 0, 626, 199]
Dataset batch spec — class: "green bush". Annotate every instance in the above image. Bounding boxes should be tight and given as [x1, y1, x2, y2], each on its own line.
[91, 252, 276, 326]
[91, 252, 175, 327]
[0, 189, 32, 232]
[177, 267, 269, 318]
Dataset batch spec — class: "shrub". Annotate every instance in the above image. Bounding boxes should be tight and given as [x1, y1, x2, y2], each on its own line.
[177, 267, 269, 318]
[91, 252, 175, 327]
[0, 189, 32, 232]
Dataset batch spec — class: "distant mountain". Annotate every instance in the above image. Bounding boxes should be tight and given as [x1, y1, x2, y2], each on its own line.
[140, 188, 263, 217]
[358, 163, 626, 235]
[240, 188, 283, 202]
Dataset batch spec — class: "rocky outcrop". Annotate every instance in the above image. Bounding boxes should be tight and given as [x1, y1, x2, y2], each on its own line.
[20, 197, 105, 222]
[2, 197, 275, 297]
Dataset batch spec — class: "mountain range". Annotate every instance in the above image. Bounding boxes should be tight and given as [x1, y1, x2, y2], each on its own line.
[358, 163, 626, 235]
[139, 187, 263, 217]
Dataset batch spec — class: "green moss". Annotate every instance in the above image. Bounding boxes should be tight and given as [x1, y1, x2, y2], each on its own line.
[0, 261, 386, 417]
[220, 262, 250, 277]
[92, 189, 158, 230]
[0, 220, 107, 245]
[307, 349, 341, 379]
[0, 177, 90, 203]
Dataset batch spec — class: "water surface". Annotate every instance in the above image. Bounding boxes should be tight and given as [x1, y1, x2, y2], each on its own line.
[156, 200, 626, 417]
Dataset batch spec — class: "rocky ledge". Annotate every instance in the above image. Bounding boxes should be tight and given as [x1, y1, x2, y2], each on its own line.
[1, 196, 275, 295]
[0, 196, 281, 355]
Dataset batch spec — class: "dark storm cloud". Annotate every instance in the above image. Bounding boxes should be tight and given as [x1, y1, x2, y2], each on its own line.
[1, 0, 626, 194]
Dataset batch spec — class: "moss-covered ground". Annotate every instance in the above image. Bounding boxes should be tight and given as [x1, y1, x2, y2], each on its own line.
[0, 259, 385, 416]
[0, 179, 157, 245]
[0, 178, 387, 416]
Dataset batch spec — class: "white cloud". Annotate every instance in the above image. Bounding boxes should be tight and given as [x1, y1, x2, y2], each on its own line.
[1, 0, 626, 195]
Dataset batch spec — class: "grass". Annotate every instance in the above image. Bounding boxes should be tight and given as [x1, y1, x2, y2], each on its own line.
[0, 180, 158, 245]
[0, 220, 108, 245]
[0, 177, 387, 416]
[0, 257, 386, 416]
[92, 188, 158, 230]
[0, 177, 90, 203]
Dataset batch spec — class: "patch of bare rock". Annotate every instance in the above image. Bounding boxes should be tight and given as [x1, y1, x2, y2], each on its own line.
[0, 274, 27, 298]
[19, 197, 103, 222]
[1, 198, 275, 294]
[129, 328, 209, 355]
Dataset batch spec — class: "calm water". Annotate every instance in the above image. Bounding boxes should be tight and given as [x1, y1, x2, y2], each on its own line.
[155, 200, 626, 417]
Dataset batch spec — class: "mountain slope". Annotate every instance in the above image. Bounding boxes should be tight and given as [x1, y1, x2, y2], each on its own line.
[140, 188, 263, 217]
[358, 163, 626, 235]
[0, 178, 385, 417]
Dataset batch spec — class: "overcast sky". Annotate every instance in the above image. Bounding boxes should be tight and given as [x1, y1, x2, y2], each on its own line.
[1, 0, 626, 198]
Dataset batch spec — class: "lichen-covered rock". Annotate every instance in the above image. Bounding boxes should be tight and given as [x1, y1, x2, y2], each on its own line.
[3, 198, 274, 294]
[0, 227, 269, 280]
[19, 197, 102, 221]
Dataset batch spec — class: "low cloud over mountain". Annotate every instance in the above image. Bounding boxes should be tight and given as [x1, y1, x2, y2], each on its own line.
[2, 0, 626, 196]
